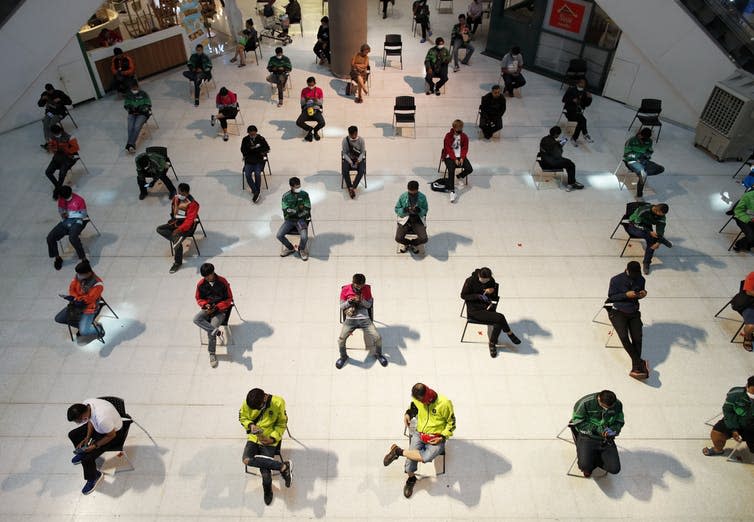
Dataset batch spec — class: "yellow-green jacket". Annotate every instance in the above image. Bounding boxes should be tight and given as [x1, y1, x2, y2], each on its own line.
[238, 395, 288, 445]
[406, 394, 456, 440]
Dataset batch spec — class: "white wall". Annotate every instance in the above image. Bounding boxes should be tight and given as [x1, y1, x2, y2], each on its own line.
[0, 0, 103, 133]
[597, 0, 737, 127]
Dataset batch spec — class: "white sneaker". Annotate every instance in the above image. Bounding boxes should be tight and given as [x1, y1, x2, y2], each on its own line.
[280, 247, 295, 257]
[449, 191, 456, 203]
[457, 177, 465, 187]
[584, 134, 594, 143]
[397, 244, 407, 253]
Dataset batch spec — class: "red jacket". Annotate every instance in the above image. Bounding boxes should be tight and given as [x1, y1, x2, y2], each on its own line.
[69, 276, 104, 314]
[170, 196, 200, 234]
[195, 275, 234, 312]
[49, 133, 80, 156]
[215, 90, 238, 108]
[443, 129, 468, 160]
[340, 283, 373, 302]
[111, 54, 135, 76]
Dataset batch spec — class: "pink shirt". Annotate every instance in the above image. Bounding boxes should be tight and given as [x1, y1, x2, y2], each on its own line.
[57, 193, 88, 219]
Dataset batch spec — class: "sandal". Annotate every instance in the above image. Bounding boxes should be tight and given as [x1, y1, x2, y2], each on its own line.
[743, 334, 753, 352]
[702, 447, 725, 456]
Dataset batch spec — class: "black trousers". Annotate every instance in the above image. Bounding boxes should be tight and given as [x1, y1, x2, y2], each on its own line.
[417, 17, 430, 39]
[314, 41, 330, 63]
[137, 170, 176, 198]
[479, 113, 502, 139]
[243, 440, 283, 488]
[444, 158, 473, 191]
[217, 106, 238, 130]
[296, 111, 325, 133]
[45, 154, 75, 188]
[468, 308, 510, 342]
[502, 72, 526, 95]
[47, 220, 86, 260]
[735, 218, 754, 251]
[425, 66, 448, 92]
[156, 222, 187, 264]
[566, 112, 588, 140]
[183, 71, 211, 100]
[608, 308, 643, 371]
[395, 216, 428, 245]
[539, 157, 576, 185]
[575, 432, 621, 474]
[68, 423, 129, 480]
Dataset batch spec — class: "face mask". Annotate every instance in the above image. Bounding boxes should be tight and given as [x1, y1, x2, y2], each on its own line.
[293, 187, 301, 193]
[76, 273, 87, 280]
[276, 54, 283, 59]
[479, 278, 490, 284]
[577, 87, 584, 91]
[65, 196, 73, 202]
[748, 392, 754, 400]
[437, 45, 445, 50]
[177, 195, 187, 201]
[131, 90, 139, 94]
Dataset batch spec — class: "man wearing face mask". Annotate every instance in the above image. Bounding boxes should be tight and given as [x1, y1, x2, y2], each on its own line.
[571, 390, 624, 478]
[341, 125, 366, 198]
[194, 263, 234, 368]
[461, 267, 521, 357]
[47, 186, 88, 270]
[241, 125, 271, 203]
[54, 260, 105, 340]
[183, 44, 213, 107]
[276, 177, 311, 260]
[335, 273, 387, 369]
[561, 78, 593, 146]
[704, 376, 754, 456]
[267, 47, 292, 108]
[156, 183, 200, 273]
[395, 180, 429, 254]
[450, 14, 474, 72]
[607, 261, 649, 379]
[44, 123, 80, 198]
[627, 203, 672, 275]
[623, 127, 664, 200]
[441, 119, 473, 203]
[384, 383, 455, 498]
[424, 37, 450, 96]
[123, 79, 151, 153]
[296, 77, 325, 141]
[67, 399, 126, 494]
[38, 83, 72, 149]
[135, 151, 176, 200]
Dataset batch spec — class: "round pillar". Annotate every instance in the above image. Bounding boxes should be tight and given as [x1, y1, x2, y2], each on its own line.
[329, 0, 368, 78]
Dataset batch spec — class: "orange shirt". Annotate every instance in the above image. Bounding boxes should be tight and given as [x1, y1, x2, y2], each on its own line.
[744, 271, 754, 293]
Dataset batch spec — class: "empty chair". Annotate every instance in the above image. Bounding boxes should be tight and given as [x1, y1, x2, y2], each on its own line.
[393, 96, 416, 137]
[628, 99, 663, 141]
[383, 34, 403, 69]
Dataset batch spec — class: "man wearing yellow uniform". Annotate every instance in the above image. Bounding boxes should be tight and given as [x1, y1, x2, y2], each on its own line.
[239, 388, 293, 505]
[383, 383, 456, 498]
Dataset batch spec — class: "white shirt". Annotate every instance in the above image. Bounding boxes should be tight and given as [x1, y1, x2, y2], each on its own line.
[84, 398, 123, 434]
[452, 134, 462, 157]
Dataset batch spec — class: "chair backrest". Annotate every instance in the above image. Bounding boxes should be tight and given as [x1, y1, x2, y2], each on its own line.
[638, 98, 662, 114]
[394, 96, 416, 111]
[340, 302, 375, 322]
[98, 396, 131, 419]
[221, 303, 234, 326]
[145, 146, 169, 160]
[622, 201, 645, 221]
[385, 34, 402, 46]
[568, 58, 587, 72]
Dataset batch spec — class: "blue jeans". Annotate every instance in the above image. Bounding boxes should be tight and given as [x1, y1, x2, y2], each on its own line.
[626, 160, 664, 197]
[452, 42, 474, 67]
[626, 223, 658, 265]
[127, 113, 148, 146]
[277, 220, 308, 251]
[405, 427, 445, 474]
[54, 308, 98, 336]
[244, 162, 264, 194]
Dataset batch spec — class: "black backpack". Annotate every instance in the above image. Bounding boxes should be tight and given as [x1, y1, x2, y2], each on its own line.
[430, 178, 448, 192]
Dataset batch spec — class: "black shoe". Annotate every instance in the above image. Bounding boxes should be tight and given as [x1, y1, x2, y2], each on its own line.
[403, 476, 417, 498]
[643, 263, 650, 275]
[658, 237, 673, 248]
[53, 257, 63, 270]
[263, 485, 273, 505]
[313, 131, 321, 141]
[435, 90, 441, 96]
[383, 444, 401, 466]
[169, 263, 181, 274]
[194, 99, 199, 107]
[281, 460, 293, 487]
[335, 356, 348, 369]
[41, 143, 49, 150]
[376, 354, 388, 367]
[252, 192, 260, 203]
[489, 342, 498, 358]
[507, 332, 521, 345]
[305, 131, 313, 142]
[139, 192, 148, 200]
[572, 181, 584, 189]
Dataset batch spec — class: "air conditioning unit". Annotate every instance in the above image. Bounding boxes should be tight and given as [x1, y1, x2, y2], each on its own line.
[694, 69, 754, 161]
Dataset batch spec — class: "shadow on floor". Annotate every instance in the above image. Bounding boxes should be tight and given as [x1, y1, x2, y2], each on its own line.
[596, 448, 692, 501]
[403, 75, 427, 95]
[345, 323, 419, 368]
[425, 231, 473, 262]
[220, 320, 274, 371]
[309, 232, 355, 261]
[269, 119, 302, 140]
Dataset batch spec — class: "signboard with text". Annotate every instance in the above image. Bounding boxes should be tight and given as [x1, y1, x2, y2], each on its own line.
[543, 0, 592, 40]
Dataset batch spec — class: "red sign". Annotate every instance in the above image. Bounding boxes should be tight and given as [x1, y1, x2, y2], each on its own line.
[548, 0, 587, 34]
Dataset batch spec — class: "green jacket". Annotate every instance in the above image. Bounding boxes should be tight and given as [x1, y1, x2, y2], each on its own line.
[722, 386, 754, 430]
[395, 191, 428, 218]
[187, 53, 213, 76]
[267, 55, 292, 73]
[123, 89, 151, 115]
[629, 203, 666, 237]
[734, 190, 754, 223]
[424, 46, 451, 69]
[571, 393, 624, 440]
[282, 190, 311, 221]
[135, 152, 165, 175]
[623, 136, 653, 162]
[406, 394, 456, 440]
[238, 395, 288, 445]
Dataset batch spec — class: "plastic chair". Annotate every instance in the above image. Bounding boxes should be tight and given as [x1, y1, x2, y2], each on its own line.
[609, 202, 645, 257]
[383, 34, 403, 70]
[393, 96, 416, 138]
[628, 99, 663, 142]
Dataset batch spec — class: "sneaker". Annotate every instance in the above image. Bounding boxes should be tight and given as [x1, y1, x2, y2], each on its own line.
[375, 354, 388, 367]
[435, 90, 441, 96]
[489, 342, 498, 358]
[461, 60, 470, 66]
[572, 182, 584, 190]
[169, 263, 181, 274]
[383, 444, 401, 466]
[449, 191, 456, 203]
[335, 356, 348, 369]
[629, 369, 648, 380]
[81, 471, 103, 495]
[409, 245, 419, 254]
[71, 452, 85, 465]
[194, 99, 199, 107]
[507, 332, 521, 344]
[277, 100, 283, 107]
[348, 188, 356, 199]
[397, 244, 407, 253]
[54, 257, 63, 270]
[643, 263, 650, 275]
[209, 353, 218, 368]
[313, 131, 321, 141]
[237, 63, 246, 68]
[223, 133, 229, 142]
[403, 476, 417, 498]
[280, 247, 295, 257]
[428, 30, 433, 36]
[583, 471, 592, 478]
[139, 191, 148, 200]
[426, 88, 433, 95]
[263, 484, 273, 505]
[584, 134, 594, 143]
[571, 138, 579, 147]
[210, 115, 216, 126]
[252, 192, 260, 203]
[565, 184, 573, 192]
[420, 38, 426, 43]
[281, 460, 293, 487]
[299, 250, 309, 261]
[230, 57, 237, 63]
[453, 65, 460, 72]
[305, 131, 313, 142]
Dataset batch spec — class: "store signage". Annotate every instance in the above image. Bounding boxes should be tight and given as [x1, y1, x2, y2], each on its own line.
[543, 0, 592, 40]
[179, 0, 208, 47]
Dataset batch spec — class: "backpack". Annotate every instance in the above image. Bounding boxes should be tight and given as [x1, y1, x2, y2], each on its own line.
[263, 4, 274, 17]
[430, 178, 449, 192]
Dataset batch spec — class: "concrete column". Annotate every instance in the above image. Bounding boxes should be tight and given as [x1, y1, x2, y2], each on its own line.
[329, 0, 368, 78]
[223, 0, 244, 44]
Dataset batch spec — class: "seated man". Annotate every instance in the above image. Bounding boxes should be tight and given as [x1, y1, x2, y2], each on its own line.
[450, 14, 474, 72]
[539, 126, 582, 191]
[67, 399, 127, 495]
[54, 260, 105, 340]
[230, 18, 258, 67]
[335, 273, 387, 369]
[156, 183, 200, 274]
[183, 44, 213, 107]
[623, 127, 664, 199]
[210, 87, 239, 142]
[424, 38, 450, 96]
[627, 203, 672, 275]
[295, 77, 325, 142]
[276, 177, 311, 260]
[395, 180, 428, 254]
[441, 119, 473, 203]
[193, 263, 234, 368]
[38, 83, 72, 148]
[123, 79, 151, 153]
[350, 44, 370, 103]
[341, 125, 366, 198]
[561, 78, 593, 145]
[479, 85, 506, 139]
[266, 47, 292, 108]
[383, 383, 456, 498]
[313, 16, 331, 64]
[703, 376, 754, 456]
[571, 390, 624, 477]
[135, 151, 176, 200]
[110, 47, 135, 94]
[45, 123, 79, 198]
[47, 186, 88, 270]
[733, 187, 754, 252]
[461, 267, 521, 357]
[467, 0, 484, 35]
[500, 46, 526, 97]
[731, 271, 754, 351]
[241, 125, 271, 203]
[239, 388, 293, 505]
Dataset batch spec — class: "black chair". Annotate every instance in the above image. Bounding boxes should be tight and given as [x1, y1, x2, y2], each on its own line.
[460, 283, 499, 343]
[65, 298, 119, 343]
[532, 155, 566, 190]
[555, 423, 608, 478]
[145, 146, 179, 181]
[339, 302, 374, 323]
[341, 151, 367, 189]
[628, 99, 663, 142]
[561, 58, 587, 89]
[56, 216, 102, 257]
[732, 150, 754, 179]
[62, 106, 78, 129]
[241, 156, 272, 191]
[383, 34, 403, 70]
[719, 193, 749, 250]
[97, 396, 157, 473]
[403, 424, 446, 475]
[393, 96, 416, 137]
[609, 202, 645, 257]
[170, 216, 207, 257]
[714, 280, 746, 343]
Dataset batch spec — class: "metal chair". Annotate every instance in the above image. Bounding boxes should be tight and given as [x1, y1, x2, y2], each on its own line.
[97, 396, 157, 474]
[341, 151, 367, 189]
[188, 77, 216, 100]
[241, 156, 271, 191]
[713, 280, 745, 343]
[732, 150, 754, 179]
[199, 303, 243, 353]
[244, 426, 293, 476]
[609, 202, 646, 257]
[56, 216, 101, 256]
[628, 99, 663, 142]
[145, 146, 179, 181]
[532, 156, 565, 190]
[65, 298, 119, 344]
[63, 106, 78, 129]
[556, 108, 579, 135]
[393, 96, 416, 138]
[383, 34, 403, 70]
[268, 74, 292, 101]
[220, 104, 245, 136]
[403, 423, 446, 475]
[460, 284, 499, 343]
[556, 424, 608, 478]
[703, 412, 751, 462]
[560, 58, 587, 90]
[170, 216, 207, 258]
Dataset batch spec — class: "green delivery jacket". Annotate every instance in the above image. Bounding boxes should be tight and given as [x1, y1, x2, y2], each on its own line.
[282, 190, 311, 221]
[571, 393, 624, 440]
[722, 386, 754, 430]
[623, 135, 653, 162]
[733, 190, 754, 223]
[406, 394, 456, 440]
[238, 395, 288, 445]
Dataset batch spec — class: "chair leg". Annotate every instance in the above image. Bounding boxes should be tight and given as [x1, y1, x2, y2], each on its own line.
[460, 321, 469, 342]
[609, 220, 623, 239]
[67, 323, 75, 342]
[704, 412, 723, 427]
[619, 238, 632, 257]
[88, 219, 102, 236]
[192, 236, 201, 256]
[728, 231, 743, 251]
[714, 300, 732, 318]
[731, 322, 744, 343]
[719, 216, 734, 233]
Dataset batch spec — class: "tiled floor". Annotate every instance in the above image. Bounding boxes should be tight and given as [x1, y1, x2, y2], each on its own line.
[1, 0, 753, 520]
